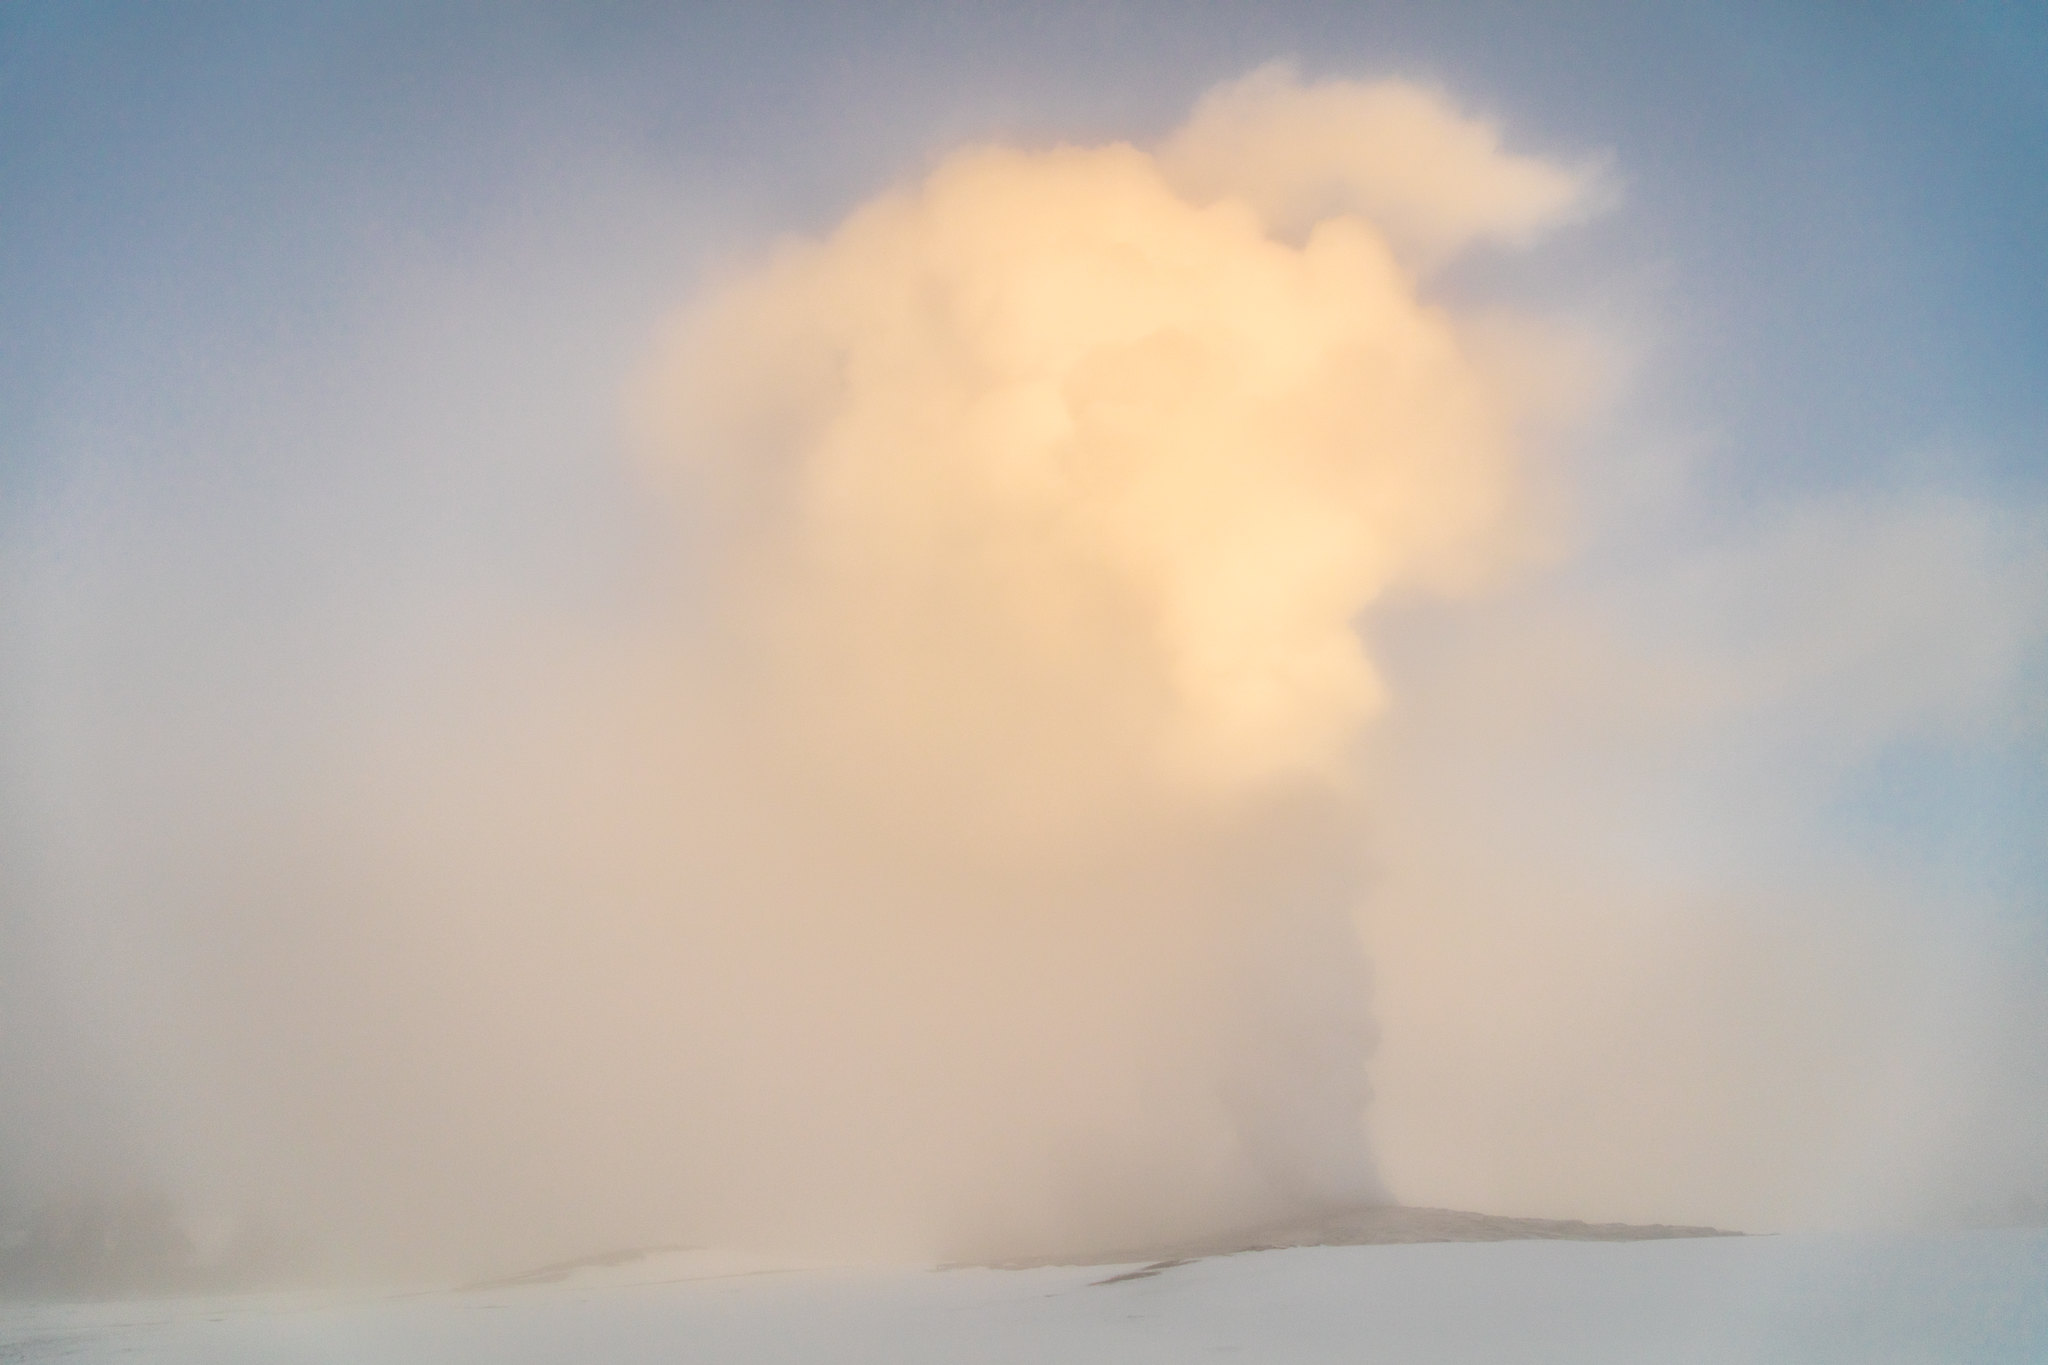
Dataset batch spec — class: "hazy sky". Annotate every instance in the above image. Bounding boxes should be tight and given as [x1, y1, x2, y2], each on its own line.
[3, 2, 2044, 1276]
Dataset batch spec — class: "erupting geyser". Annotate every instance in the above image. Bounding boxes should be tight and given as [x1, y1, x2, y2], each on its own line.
[0, 65, 1605, 1284]
[622, 63, 1602, 1262]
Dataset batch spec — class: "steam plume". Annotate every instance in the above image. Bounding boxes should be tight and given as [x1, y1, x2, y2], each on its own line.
[620, 64, 1597, 1260]
[2, 66, 1600, 1279]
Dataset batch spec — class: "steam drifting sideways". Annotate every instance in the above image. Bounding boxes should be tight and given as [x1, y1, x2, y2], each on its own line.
[625, 66, 1602, 1263]
[3, 66, 1608, 1284]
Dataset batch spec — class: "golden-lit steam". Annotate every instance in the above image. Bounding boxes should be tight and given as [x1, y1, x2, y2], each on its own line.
[1161, 65, 1602, 262]
[649, 67, 1590, 803]
[614, 67, 1599, 1259]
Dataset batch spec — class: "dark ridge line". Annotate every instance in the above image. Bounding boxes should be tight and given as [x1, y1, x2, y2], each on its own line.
[981, 1204, 1743, 1272]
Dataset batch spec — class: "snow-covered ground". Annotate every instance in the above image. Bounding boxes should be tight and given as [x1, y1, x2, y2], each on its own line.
[3, 1230, 2043, 1363]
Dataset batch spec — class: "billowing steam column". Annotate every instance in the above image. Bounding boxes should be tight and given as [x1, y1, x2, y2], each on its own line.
[635, 64, 1601, 1262]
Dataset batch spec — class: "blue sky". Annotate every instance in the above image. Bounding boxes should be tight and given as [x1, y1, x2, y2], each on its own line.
[2, 2, 2044, 1249]
[5, 3, 2044, 494]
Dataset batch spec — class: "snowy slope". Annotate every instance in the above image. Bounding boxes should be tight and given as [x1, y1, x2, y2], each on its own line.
[2, 1230, 2043, 1364]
